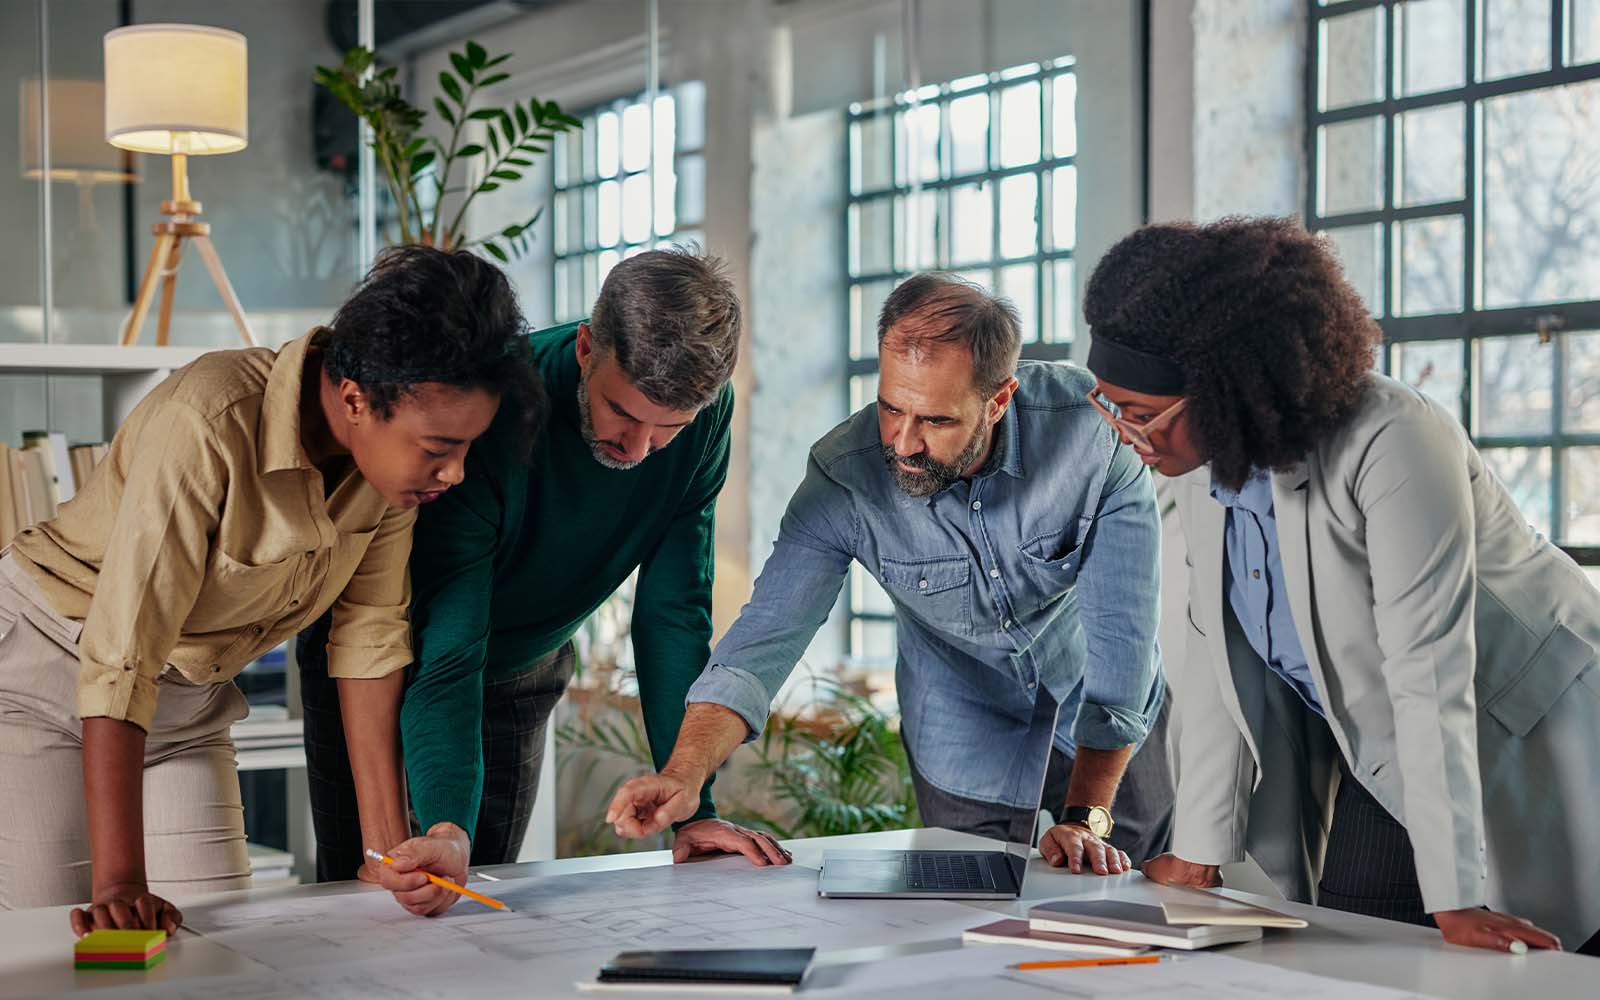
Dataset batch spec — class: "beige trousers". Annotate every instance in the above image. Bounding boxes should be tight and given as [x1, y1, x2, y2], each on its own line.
[0, 554, 251, 909]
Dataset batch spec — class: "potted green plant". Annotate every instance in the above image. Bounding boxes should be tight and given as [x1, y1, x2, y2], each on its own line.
[315, 40, 580, 261]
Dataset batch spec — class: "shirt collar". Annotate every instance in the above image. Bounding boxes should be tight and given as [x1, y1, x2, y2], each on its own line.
[258, 329, 321, 474]
[990, 402, 1025, 479]
[1209, 466, 1274, 516]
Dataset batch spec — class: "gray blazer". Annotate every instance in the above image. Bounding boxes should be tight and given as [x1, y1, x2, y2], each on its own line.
[1170, 373, 1600, 948]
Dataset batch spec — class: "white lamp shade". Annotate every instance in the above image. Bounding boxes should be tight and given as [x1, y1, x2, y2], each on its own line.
[104, 24, 248, 155]
[20, 78, 138, 181]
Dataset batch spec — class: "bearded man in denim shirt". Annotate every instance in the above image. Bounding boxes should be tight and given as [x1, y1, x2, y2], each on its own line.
[607, 273, 1173, 873]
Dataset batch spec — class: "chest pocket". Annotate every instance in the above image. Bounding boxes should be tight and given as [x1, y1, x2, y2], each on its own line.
[1012, 526, 1085, 616]
[185, 547, 301, 634]
[880, 556, 973, 635]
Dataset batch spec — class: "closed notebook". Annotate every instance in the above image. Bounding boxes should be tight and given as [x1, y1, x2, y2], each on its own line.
[963, 918, 1150, 956]
[1028, 899, 1262, 950]
[586, 948, 815, 994]
[1160, 889, 1308, 928]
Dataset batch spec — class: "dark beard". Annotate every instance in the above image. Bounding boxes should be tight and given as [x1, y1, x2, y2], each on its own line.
[882, 424, 987, 497]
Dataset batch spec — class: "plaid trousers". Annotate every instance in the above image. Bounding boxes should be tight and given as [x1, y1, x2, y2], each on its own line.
[296, 613, 575, 882]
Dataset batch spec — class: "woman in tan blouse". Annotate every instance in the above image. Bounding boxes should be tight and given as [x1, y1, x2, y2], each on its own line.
[0, 246, 540, 936]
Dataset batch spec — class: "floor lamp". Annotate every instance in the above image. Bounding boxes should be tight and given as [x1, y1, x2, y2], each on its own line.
[104, 23, 256, 348]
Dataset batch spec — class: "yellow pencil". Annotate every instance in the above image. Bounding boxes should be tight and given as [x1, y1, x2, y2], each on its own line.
[1013, 955, 1162, 971]
[364, 848, 510, 912]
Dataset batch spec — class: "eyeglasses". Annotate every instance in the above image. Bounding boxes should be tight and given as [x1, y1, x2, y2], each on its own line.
[1086, 385, 1187, 455]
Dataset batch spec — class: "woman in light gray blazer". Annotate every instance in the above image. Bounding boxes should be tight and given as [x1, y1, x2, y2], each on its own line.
[1079, 217, 1599, 955]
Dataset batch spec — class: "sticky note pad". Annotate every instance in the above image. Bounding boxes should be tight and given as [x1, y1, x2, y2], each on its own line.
[74, 929, 167, 970]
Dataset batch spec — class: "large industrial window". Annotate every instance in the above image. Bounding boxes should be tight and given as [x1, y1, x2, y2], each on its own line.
[550, 81, 706, 323]
[1308, 0, 1600, 553]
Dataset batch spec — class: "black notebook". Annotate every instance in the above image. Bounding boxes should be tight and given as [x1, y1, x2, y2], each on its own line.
[587, 948, 816, 993]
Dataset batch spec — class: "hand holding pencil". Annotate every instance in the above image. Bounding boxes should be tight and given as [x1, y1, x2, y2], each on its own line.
[364, 848, 511, 913]
[359, 822, 486, 917]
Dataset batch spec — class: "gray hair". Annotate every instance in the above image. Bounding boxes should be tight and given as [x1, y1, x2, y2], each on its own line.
[877, 272, 1022, 395]
[587, 247, 742, 411]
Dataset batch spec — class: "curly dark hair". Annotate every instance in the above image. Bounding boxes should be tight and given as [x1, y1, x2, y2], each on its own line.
[1082, 216, 1380, 490]
[324, 244, 545, 453]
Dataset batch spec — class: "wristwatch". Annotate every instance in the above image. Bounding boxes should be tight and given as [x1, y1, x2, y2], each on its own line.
[1063, 805, 1114, 839]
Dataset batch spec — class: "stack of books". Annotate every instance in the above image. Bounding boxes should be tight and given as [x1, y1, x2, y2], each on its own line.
[965, 891, 1307, 955]
[0, 432, 108, 549]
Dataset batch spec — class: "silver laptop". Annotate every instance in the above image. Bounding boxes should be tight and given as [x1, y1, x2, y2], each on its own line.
[816, 690, 1060, 900]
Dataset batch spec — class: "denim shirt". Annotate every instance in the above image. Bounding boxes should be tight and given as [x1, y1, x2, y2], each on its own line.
[1209, 469, 1324, 716]
[687, 361, 1165, 807]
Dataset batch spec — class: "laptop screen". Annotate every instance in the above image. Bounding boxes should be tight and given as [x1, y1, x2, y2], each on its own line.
[995, 688, 1065, 889]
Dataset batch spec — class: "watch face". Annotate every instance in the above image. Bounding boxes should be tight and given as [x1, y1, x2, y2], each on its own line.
[1087, 806, 1113, 838]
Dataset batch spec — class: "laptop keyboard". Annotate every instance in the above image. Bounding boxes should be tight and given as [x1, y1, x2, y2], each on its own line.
[902, 852, 997, 891]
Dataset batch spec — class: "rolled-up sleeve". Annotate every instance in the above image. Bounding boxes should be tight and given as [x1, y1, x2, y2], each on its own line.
[687, 454, 858, 739]
[76, 402, 226, 730]
[325, 504, 417, 680]
[1070, 433, 1164, 750]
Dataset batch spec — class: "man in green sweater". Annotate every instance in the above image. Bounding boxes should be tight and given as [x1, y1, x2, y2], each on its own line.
[298, 248, 785, 915]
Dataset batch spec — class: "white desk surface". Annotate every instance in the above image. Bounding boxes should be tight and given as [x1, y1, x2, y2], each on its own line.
[0, 827, 1590, 998]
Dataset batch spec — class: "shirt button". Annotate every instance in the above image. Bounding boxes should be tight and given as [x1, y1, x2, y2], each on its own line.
[971, 500, 982, 511]
[918, 579, 929, 590]
[1252, 569, 1261, 580]
[305, 550, 315, 557]
[210, 664, 221, 673]
[989, 568, 1000, 579]
[252, 625, 265, 636]
[290, 599, 300, 607]
[1002, 619, 1013, 630]
[1027, 679, 1037, 690]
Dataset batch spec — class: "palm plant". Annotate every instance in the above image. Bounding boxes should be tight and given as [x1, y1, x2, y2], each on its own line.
[315, 40, 581, 261]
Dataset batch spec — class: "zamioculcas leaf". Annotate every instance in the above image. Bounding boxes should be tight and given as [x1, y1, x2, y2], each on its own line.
[484, 242, 508, 262]
[409, 151, 435, 175]
[505, 157, 532, 166]
[491, 170, 520, 181]
[481, 53, 511, 70]
[450, 52, 475, 83]
[466, 41, 488, 67]
[456, 144, 485, 157]
[514, 103, 531, 133]
[467, 109, 499, 121]
[478, 182, 501, 192]
[438, 72, 462, 105]
[479, 73, 509, 88]
[433, 98, 456, 126]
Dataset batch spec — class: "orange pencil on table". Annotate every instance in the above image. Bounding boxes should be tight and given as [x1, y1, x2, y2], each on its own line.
[1013, 955, 1163, 970]
[364, 848, 511, 912]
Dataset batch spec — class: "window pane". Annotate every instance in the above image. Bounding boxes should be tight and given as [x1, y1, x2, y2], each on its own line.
[654, 166, 677, 237]
[1573, 0, 1600, 64]
[554, 259, 571, 320]
[597, 109, 620, 178]
[552, 192, 569, 255]
[1565, 331, 1600, 432]
[1564, 447, 1600, 543]
[897, 104, 941, 184]
[675, 81, 706, 150]
[998, 264, 1039, 343]
[1050, 259, 1075, 344]
[850, 618, 897, 665]
[1397, 0, 1466, 96]
[999, 81, 1041, 168]
[1391, 339, 1464, 421]
[950, 182, 993, 265]
[1481, 447, 1553, 538]
[597, 179, 621, 247]
[1481, 0, 1551, 80]
[1319, 7, 1385, 110]
[852, 113, 894, 194]
[850, 198, 893, 275]
[583, 254, 600, 311]
[998, 173, 1039, 258]
[553, 131, 570, 187]
[1318, 116, 1384, 215]
[1477, 334, 1554, 435]
[1396, 215, 1464, 316]
[1053, 73, 1077, 158]
[950, 93, 990, 175]
[597, 248, 621, 291]
[1321, 223, 1383, 316]
[677, 154, 706, 226]
[1397, 104, 1465, 207]
[653, 94, 675, 172]
[579, 186, 596, 249]
[621, 101, 650, 174]
[851, 565, 894, 616]
[568, 255, 585, 317]
[851, 280, 894, 360]
[850, 372, 880, 412]
[581, 116, 598, 181]
[896, 190, 938, 271]
[1050, 165, 1077, 251]
[1481, 80, 1600, 308]
[621, 172, 651, 245]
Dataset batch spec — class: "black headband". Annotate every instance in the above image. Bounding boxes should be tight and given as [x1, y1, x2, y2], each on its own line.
[1086, 335, 1186, 396]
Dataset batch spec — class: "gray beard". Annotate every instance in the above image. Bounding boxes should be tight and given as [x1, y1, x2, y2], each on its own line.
[576, 376, 643, 471]
[883, 423, 987, 497]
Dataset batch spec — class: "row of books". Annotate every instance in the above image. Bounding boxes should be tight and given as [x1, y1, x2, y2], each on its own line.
[965, 892, 1308, 956]
[0, 431, 108, 550]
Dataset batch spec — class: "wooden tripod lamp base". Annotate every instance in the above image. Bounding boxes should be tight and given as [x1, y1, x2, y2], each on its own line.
[120, 154, 256, 348]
